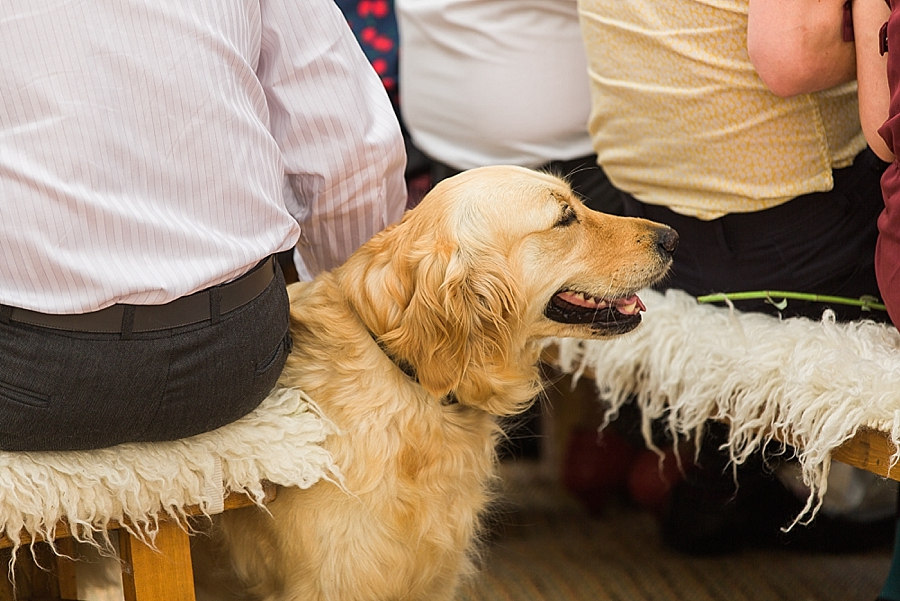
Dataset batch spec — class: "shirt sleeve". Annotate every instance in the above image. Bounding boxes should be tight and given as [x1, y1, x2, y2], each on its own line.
[257, 0, 407, 277]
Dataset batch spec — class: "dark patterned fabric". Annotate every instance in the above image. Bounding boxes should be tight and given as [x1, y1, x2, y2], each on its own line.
[334, 0, 399, 109]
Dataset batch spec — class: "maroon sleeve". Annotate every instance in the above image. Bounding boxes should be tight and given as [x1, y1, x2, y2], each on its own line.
[843, 0, 856, 42]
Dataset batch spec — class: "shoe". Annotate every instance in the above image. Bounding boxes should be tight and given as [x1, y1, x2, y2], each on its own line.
[660, 459, 895, 555]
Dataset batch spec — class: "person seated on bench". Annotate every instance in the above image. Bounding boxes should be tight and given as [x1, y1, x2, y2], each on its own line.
[0, 0, 406, 452]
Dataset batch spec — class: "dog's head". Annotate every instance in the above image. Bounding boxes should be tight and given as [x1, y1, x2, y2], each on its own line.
[340, 165, 676, 412]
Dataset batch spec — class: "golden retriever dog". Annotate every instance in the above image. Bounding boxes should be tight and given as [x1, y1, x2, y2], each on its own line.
[196, 165, 677, 600]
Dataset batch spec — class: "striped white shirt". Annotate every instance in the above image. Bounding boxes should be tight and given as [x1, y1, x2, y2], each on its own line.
[0, 0, 407, 313]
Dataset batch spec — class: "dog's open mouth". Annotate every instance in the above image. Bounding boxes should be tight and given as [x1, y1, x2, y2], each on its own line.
[544, 289, 646, 334]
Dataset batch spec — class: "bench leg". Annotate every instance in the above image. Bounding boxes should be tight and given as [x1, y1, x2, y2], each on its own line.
[120, 521, 195, 601]
[54, 537, 79, 600]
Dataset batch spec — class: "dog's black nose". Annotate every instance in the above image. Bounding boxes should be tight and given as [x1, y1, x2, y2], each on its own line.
[656, 227, 679, 257]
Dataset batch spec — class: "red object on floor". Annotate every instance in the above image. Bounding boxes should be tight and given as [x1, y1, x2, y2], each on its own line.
[562, 427, 638, 514]
[627, 446, 686, 515]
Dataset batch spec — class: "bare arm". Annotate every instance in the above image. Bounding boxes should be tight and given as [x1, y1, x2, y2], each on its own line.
[747, 0, 856, 97]
[854, 0, 894, 161]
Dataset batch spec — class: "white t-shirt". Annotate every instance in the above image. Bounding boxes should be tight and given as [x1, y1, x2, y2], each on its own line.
[0, 0, 407, 313]
[396, 0, 594, 170]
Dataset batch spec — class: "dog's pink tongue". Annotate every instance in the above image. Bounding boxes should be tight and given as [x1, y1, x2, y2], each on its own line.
[614, 295, 646, 315]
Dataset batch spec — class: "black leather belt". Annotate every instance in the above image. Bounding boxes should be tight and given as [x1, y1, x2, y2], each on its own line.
[5, 256, 276, 333]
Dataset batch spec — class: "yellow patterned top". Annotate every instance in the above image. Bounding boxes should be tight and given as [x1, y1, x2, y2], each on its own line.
[578, 0, 866, 219]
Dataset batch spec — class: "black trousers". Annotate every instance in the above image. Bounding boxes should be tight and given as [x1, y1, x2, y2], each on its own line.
[621, 148, 890, 322]
[0, 263, 291, 451]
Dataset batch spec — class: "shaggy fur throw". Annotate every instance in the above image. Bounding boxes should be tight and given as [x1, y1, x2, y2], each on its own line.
[550, 289, 900, 523]
[0, 387, 338, 556]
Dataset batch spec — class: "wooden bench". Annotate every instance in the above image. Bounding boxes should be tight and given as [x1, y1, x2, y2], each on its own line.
[0, 482, 276, 601]
[541, 347, 900, 484]
[832, 428, 900, 482]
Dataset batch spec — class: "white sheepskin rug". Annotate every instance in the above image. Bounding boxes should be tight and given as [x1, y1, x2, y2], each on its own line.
[549, 288, 900, 522]
[0, 386, 338, 556]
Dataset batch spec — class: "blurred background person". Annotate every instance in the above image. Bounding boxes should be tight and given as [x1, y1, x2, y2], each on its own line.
[396, 0, 621, 214]
[576, 0, 896, 555]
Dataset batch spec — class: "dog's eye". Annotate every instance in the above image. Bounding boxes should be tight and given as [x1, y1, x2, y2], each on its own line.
[556, 205, 577, 227]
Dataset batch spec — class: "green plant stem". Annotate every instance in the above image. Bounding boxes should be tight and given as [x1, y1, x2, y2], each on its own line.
[696, 290, 886, 312]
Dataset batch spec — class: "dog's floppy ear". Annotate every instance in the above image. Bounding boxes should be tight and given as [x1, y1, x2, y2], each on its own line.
[380, 246, 474, 397]
[382, 244, 532, 410]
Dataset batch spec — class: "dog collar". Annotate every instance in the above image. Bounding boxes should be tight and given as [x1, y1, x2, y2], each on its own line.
[367, 331, 458, 406]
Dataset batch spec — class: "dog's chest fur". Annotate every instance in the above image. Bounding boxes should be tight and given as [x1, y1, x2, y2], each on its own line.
[259, 276, 505, 597]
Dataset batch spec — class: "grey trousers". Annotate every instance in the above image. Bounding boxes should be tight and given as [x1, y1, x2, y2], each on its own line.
[0, 264, 291, 451]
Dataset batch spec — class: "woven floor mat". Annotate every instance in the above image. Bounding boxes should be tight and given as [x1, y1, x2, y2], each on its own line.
[458, 461, 891, 601]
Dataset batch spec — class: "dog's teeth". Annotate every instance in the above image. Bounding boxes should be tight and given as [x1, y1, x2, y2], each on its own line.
[558, 291, 617, 310]
[587, 295, 608, 309]
[559, 291, 597, 308]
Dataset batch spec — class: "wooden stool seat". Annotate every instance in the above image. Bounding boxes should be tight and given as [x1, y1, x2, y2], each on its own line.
[0, 483, 276, 601]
